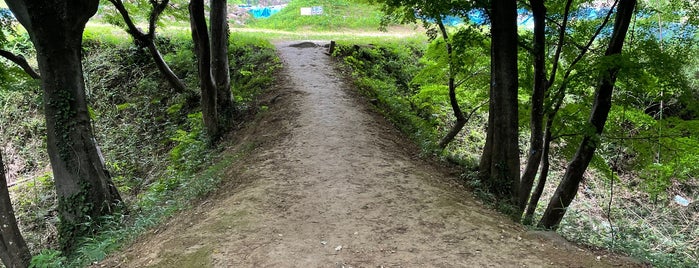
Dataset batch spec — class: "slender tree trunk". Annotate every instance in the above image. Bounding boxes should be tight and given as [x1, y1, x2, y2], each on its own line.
[480, 0, 520, 204]
[0, 154, 31, 268]
[109, 0, 187, 92]
[523, 115, 554, 225]
[0, 49, 40, 79]
[5, 0, 123, 251]
[538, 0, 637, 229]
[210, 0, 233, 122]
[190, 0, 220, 142]
[145, 40, 187, 92]
[436, 20, 467, 149]
[519, 0, 546, 214]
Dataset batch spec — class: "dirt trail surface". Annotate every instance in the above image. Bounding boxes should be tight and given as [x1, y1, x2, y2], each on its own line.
[100, 41, 641, 267]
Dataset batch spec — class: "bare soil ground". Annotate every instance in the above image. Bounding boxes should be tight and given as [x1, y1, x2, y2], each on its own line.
[98, 41, 644, 267]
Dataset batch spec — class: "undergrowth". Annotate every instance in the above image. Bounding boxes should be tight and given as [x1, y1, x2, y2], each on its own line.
[1, 28, 279, 267]
[334, 40, 699, 267]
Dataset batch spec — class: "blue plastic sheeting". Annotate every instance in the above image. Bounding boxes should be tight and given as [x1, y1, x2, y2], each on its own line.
[247, 6, 282, 19]
[421, 9, 532, 27]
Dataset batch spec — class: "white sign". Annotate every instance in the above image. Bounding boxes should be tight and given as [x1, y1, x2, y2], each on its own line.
[300, 7, 312, 16]
[300, 6, 323, 16]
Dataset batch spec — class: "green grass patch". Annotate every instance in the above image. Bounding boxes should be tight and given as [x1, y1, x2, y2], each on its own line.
[245, 0, 384, 31]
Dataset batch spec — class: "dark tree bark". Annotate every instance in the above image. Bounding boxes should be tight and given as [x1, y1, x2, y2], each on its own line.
[538, 0, 637, 229]
[479, 0, 520, 204]
[523, 114, 554, 225]
[436, 19, 467, 149]
[190, 0, 220, 142]
[0, 49, 40, 79]
[518, 0, 546, 213]
[522, 0, 610, 223]
[109, 0, 187, 92]
[5, 0, 123, 251]
[210, 0, 233, 122]
[0, 154, 31, 268]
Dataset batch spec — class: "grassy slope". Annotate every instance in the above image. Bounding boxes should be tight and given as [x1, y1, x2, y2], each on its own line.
[2, 23, 280, 266]
[245, 0, 383, 31]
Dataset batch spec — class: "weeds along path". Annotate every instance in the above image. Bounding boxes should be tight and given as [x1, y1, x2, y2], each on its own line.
[101, 41, 641, 267]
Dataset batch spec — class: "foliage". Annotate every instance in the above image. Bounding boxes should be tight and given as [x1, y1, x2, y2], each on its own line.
[1, 24, 279, 266]
[246, 0, 384, 31]
[29, 249, 66, 268]
[335, 22, 699, 266]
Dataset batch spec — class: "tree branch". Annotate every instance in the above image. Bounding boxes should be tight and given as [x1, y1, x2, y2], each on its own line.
[0, 49, 40, 79]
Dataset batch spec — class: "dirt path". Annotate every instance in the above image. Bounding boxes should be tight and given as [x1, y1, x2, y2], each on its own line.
[101, 41, 641, 267]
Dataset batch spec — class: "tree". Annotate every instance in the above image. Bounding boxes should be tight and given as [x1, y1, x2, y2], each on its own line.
[538, 0, 637, 229]
[520, 0, 618, 223]
[189, 0, 232, 142]
[190, 0, 220, 141]
[5, 0, 123, 250]
[108, 0, 187, 92]
[518, 0, 548, 214]
[0, 153, 31, 268]
[373, 0, 484, 149]
[479, 0, 520, 205]
[210, 0, 233, 119]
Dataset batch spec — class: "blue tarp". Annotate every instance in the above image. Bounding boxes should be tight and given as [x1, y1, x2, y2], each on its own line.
[247, 6, 282, 19]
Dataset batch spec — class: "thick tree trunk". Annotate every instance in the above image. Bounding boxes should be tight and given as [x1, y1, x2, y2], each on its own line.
[0, 154, 31, 268]
[210, 0, 233, 121]
[519, 0, 546, 214]
[109, 0, 187, 92]
[6, 0, 123, 251]
[538, 0, 636, 229]
[0, 49, 40, 79]
[480, 0, 520, 204]
[190, 0, 220, 142]
[436, 20, 467, 149]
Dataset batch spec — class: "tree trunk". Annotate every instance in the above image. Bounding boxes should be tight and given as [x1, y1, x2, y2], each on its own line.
[5, 0, 123, 251]
[0, 154, 31, 268]
[518, 0, 546, 214]
[436, 20, 467, 149]
[109, 0, 187, 92]
[145, 40, 187, 92]
[538, 0, 637, 229]
[522, 115, 554, 225]
[210, 0, 233, 122]
[0, 49, 40, 79]
[190, 0, 220, 142]
[480, 0, 520, 204]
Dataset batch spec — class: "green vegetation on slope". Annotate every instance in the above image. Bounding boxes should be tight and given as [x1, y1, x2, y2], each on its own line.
[245, 0, 384, 31]
[334, 38, 699, 267]
[1, 27, 279, 266]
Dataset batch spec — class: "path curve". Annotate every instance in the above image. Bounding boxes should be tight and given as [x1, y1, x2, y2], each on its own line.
[101, 41, 640, 268]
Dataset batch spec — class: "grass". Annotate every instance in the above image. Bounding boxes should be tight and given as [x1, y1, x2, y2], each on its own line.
[245, 0, 384, 31]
